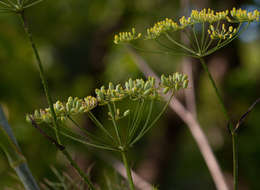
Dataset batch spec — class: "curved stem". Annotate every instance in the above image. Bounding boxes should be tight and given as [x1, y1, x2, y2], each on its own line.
[121, 151, 135, 190]
[19, 12, 61, 144]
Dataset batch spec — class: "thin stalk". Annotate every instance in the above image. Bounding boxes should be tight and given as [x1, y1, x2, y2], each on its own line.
[128, 99, 145, 143]
[192, 25, 201, 54]
[232, 133, 238, 190]
[88, 111, 115, 142]
[155, 38, 192, 56]
[165, 33, 197, 55]
[62, 149, 96, 190]
[131, 94, 173, 146]
[199, 57, 239, 189]
[60, 128, 119, 152]
[68, 116, 111, 146]
[199, 58, 229, 121]
[107, 103, 122, 145]
[121, 151, 135, 190]
[182, 28, 197, 53]
[130, 100, 154, 145]
[0, 1, 12, 8]
[201, 22, 205, 49]
[19, 12, 61, 144]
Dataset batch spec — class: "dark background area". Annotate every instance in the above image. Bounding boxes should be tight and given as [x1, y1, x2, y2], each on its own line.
[0, 0, 260, 189]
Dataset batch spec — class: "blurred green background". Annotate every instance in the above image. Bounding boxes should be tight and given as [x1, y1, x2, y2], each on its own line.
[0, 0, 260, 189]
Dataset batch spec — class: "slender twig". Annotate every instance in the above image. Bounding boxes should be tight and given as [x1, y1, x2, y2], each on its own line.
[234, 98, 260, 132]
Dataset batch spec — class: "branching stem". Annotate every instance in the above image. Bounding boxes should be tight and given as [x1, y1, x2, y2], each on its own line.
[199, 57, 238, 190]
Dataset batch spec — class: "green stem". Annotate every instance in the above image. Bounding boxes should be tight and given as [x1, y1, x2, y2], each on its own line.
[165, 33, 197, 55]
[19, 11, 61, 144]
[128, 99, 145, 143]
[199, 57, 229, 121]
[131, 94, 173, 146]
[88, 111, 115, 142]
[199, 57, 239, 190]
[68, 116, 110, 145]
[201, 22, 205, 49]
[107, 103, 122, 146]
[232, 133, 238, 190]
[19, 12, 97, 189]
[192, 25, 201, 54]
[62, 149, 96, 190]
[121, 151, 135, 190]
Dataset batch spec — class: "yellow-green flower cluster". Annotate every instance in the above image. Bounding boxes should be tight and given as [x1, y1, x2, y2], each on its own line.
[124, 77, 158, 100]
[144, 9, 231, 40]
[160, 73, 189, 94]
[146, 18, 180, 39]
[95, 83, 126, 105]
[179, 16, 192, 28]
[208, 24, 237, 40]
[191, 9, 229, 23]
[114, 28, 141, 44]
[114, 8, 259, 43]
[26, 96, 97, 124]
[228, 8, 260, 22]
[27, 73, 188, 124]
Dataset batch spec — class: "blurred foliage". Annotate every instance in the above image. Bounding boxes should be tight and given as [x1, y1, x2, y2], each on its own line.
[0, 0, 260, 189]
